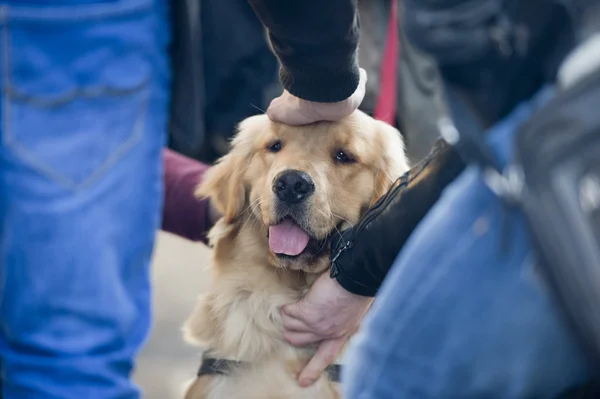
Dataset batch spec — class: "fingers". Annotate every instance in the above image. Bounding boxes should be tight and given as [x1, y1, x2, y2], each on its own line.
[280, 301, 308, 322]
[267, 68, 368, 125]
[266, 95, 315, 125]
[281, 311, 311, 333]
[297, 337, 347, 387]
[281, 303, 323, 346]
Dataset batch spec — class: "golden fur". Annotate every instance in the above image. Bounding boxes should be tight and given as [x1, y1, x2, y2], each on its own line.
[182, 110, 409, 399]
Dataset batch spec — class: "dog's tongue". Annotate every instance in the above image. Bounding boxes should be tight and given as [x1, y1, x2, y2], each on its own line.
[268, 219, 310, 256]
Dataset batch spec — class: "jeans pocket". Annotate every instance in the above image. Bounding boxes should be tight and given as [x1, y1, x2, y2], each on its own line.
[1, 0, 154, 190]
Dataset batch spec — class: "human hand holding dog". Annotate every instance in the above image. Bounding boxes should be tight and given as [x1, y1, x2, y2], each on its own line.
[281, 272, 372, 387]
[267, 69, 367, 125]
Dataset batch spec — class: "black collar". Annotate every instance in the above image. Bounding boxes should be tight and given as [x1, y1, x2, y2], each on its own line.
[198, 357, 342, 383]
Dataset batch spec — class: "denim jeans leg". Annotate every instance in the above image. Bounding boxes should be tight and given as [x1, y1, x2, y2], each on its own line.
[0, 1, 170, 397]
[343, 165, 592, 399]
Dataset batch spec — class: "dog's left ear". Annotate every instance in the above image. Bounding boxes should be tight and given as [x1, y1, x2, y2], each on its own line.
[195, 148, 247, 224]
[371, 121, 410, 206]
[195, 121, 258, 224]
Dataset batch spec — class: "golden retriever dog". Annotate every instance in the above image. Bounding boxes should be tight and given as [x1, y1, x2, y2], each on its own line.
[182, 110, 409, 399]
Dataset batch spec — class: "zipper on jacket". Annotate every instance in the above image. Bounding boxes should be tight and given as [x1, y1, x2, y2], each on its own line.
[354, 155, 434, 235]
[330, 174, 408, 280]
[330, 240, 353, 278]
[329, 154, 434, 279]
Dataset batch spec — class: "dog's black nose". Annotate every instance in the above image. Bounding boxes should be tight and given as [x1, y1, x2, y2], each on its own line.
[273, 170, 315, 204]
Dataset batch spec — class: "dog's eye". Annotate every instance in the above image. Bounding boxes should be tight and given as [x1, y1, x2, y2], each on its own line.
[267, 140, 283, 153]
[335, 150, 355, 164]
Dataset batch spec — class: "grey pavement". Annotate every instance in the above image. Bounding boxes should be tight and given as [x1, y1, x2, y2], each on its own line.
[133, 232, 211, 399]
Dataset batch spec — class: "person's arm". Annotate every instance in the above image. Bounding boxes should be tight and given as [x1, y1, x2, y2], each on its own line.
[248, 0, 366, 126]
[330, 139, 466, 296]
[248, 0, 360, 103]
[162, 149, 219, 244]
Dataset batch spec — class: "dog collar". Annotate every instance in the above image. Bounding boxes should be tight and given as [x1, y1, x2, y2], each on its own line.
[197, 356, 342, 383]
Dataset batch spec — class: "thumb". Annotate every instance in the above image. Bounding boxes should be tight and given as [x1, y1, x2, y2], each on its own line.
[280, 299, 307, 321]
[267, 94, 314, 125]
[298, 337, 346, 387]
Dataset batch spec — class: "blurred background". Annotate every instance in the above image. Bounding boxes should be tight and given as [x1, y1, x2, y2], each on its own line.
[133, 232, 211, 399]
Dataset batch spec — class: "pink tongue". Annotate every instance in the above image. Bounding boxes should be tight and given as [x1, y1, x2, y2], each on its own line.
[268, 219, 310, 256]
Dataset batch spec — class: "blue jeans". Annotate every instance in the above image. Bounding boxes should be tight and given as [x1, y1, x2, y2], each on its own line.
[343, 89, 593, 398]
[0, 1, 170, 397]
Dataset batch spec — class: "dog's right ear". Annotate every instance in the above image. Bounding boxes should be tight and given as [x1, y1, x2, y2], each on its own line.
[195, 140, 249, 225]
[370, 120, 410, 206]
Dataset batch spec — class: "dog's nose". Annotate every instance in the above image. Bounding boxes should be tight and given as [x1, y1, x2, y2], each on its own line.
[273, 170, 315, 204]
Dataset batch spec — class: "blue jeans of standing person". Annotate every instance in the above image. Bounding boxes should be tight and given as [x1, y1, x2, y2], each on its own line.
[0, 1, 170, 397]
[343, 87, 593, 399]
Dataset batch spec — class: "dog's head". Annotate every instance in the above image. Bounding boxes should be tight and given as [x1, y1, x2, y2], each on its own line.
[197, 110, 409, 273]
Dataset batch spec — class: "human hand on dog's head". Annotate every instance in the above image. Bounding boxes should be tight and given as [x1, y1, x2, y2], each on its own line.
[267, 68, 367, 125]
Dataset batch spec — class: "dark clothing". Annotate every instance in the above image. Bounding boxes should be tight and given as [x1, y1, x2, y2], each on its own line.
[168, 0, 280, 163]
[199, 0, 280, 162]
[168, 0, 206, 159]
[247, 0, 361, 103]
[402, 0, 575, 127]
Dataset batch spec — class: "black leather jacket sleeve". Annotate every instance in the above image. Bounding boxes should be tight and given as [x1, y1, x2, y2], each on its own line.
[330, 139, 467, 297]
[247, 0, 360, 103]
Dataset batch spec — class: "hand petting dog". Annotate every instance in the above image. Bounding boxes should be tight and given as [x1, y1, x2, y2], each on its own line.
[281, 273, 373, 387]
[267, 69, 367, 126]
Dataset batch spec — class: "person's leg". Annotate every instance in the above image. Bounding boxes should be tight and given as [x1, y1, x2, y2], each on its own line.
[343, 164, 592, 399]
[0, 1, 170, 397]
